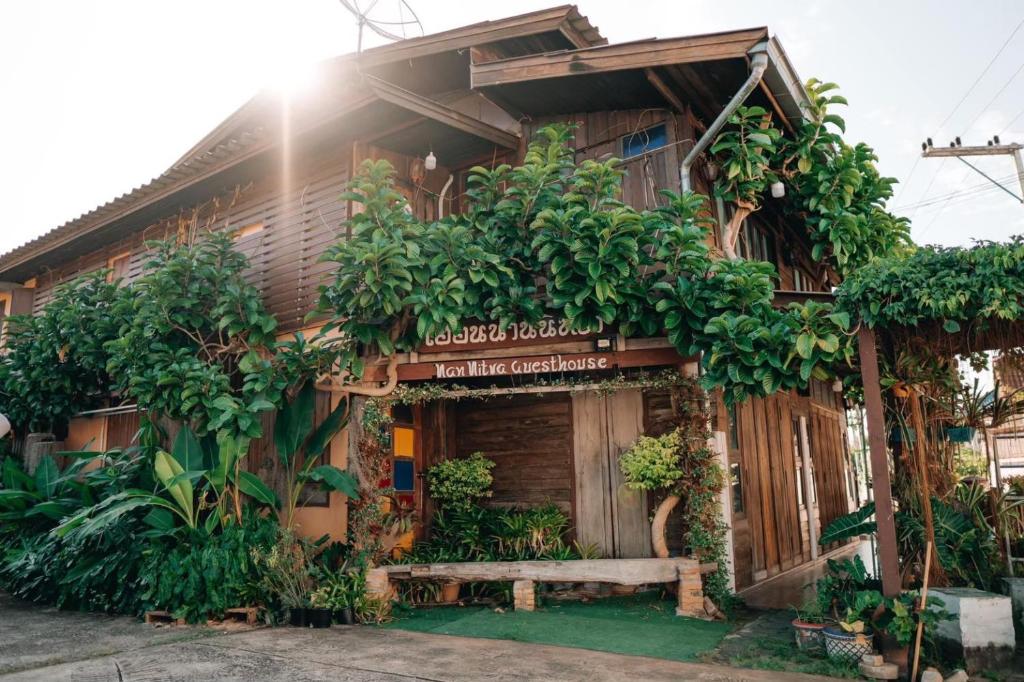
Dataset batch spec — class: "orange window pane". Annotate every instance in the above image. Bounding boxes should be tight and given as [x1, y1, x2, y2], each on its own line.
[393, 426, 414, 458]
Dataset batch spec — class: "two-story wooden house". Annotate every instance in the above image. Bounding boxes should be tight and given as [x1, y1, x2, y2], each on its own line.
[0, 5, 853, 592]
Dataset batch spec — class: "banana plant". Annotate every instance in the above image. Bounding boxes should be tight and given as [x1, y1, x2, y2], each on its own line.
[0, 453, 106, 524]
[274, 381, 359, 530]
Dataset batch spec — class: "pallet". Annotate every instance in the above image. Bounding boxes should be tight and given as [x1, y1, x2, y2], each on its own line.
[144, 610, 186, 626]
[224, 607, 259, 625]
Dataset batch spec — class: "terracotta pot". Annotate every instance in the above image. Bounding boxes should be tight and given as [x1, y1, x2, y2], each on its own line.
[441, 582, 461, 603]
[791, 619, 827, 651]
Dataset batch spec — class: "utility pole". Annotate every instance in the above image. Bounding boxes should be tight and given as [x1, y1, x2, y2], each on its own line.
[921, 136, 1024, 204]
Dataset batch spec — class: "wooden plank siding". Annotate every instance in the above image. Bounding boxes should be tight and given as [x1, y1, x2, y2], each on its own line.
[452, 394, 575, 514]
[28, 144, 354, 332]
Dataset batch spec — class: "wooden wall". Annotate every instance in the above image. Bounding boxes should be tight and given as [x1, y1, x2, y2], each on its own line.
[451, 394, 574, 513]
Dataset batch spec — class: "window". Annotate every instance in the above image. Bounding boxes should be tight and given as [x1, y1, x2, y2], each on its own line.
[392, 404, 415, 497]
[726, 404, 739, 451]
[622, 124, 668, 159]
[792, 418, 805, 508]
[233, 222, 264, 240]
[106, 252, 131, 284]
[738, 221, 777, 267]
[0, 292, 9, 349]
[793, 268, 814, 292]
[730, 463, 744, 514]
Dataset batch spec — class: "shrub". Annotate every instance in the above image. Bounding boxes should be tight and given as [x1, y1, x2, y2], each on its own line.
[426, 452, 495, 512]
[140, 510, 279, 623]
[619, 430, 684, 491]
[0, 272, 125, 434]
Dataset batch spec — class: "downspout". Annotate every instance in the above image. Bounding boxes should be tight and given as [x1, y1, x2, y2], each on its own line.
[680, 43, 770, 244]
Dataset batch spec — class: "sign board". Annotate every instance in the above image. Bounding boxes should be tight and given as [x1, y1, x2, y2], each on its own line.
[419, 317, 601, 354]
[362, 347, 686, 382]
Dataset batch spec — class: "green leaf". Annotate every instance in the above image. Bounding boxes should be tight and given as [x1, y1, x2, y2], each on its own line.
[171, 426, 205, 472]
[154, 450, 194, 528]
[305, 465, 360, 498]
[795, 333, 815, 359]
[943, 319, 961, 333]
[236, 471, 280, 507]
[34, 455, 60, 499]
[306, 396, 350, 459]
[274, 381, 316, 465]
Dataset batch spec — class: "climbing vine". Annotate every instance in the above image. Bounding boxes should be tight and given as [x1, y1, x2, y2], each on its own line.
[319, 120, 869, 406]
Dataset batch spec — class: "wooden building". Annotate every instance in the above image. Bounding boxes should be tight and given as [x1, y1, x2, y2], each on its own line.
[0, 6, 854, 591]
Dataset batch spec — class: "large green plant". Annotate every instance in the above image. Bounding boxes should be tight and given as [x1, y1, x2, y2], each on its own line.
[273, 381, 359, 530]
[320, 126, 855, 406]
[105, 233, 282, 438]
[0, 272, 125, 433]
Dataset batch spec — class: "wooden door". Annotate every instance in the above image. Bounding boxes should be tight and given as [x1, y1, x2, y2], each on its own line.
[572, 390, 651, 558]
[452, 393, 574, 514]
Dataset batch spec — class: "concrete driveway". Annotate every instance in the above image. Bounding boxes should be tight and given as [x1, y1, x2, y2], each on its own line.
[0, 593, 840, 681]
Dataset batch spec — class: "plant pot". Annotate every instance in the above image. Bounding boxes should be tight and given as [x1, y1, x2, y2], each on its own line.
[791, 619, 827, 651]
[307, 607, 332, 629]
[875, 631, 910, 678]
[944, 426, 976, 443]
[823, 626, 874, 663]
[441, 582, 461, 603]
[334, 606, 356, 625]
[288, 607, 308, 627]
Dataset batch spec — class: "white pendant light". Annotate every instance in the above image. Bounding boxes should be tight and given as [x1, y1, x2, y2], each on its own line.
[0, 414, 10, 439]
[424, 151, 437, 171]
[770, 181, 786, 198]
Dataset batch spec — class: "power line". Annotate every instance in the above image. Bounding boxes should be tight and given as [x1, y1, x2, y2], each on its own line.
[999, 105, 1024, 135]
[893, 173, 1017, 211]
[962, 59, 1024, 134]
[938, 16, 1024, 131]
[905, 16, 1024, 210]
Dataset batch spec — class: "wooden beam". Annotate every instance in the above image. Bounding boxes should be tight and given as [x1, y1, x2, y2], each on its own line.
[382, 557, 700, 584]
[365, 75, 520, 150]
[857, 326, 901, 598]
[472, 29, 768, 88]
[922, 143, 1022, 158]
[645, 68, 686, 114]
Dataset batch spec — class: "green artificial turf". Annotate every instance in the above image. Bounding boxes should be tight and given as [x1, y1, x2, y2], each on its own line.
[385, 592, 732, 662]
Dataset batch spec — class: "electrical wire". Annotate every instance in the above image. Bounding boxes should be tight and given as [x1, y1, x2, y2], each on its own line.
[893, 173, 1017, 212]
[962, 59, 1024, 134]
[938, 16, 1024, 131]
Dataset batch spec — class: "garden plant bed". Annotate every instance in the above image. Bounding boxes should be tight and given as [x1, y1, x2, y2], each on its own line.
[385, 592, 731, 662]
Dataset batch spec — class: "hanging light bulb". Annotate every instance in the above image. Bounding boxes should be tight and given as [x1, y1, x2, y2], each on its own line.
[424, 151, 437, 171]
[770, 181, 786, 198]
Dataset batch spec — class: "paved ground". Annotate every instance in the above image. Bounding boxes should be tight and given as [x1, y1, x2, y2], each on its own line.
[0, 593, 842, 681]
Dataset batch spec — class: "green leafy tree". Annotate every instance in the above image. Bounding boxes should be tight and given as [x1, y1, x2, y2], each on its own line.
[105, 233, 282, 437]
[0, 272, 125, 433]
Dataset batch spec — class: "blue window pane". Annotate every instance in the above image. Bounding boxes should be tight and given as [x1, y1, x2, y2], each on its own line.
[393, 458, 415, 492]
[622, 124, 668, 158]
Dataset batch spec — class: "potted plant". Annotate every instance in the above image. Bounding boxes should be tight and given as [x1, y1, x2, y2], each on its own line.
[311, 570, 364, 625]
[791, 596, 828, 650]
[823, 610, 875, 663]
[255, 531, 315, 627]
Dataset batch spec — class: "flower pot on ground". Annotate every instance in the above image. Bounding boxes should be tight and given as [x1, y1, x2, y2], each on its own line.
[823, 625, 874, 663]
[791, 597, 828, 651]
[334, 606, 356, 625]
[307, 607, 333, 628]
[944, 426, 976, 443]
[441, 582, 461, 603]
[289, 608, 308, 627]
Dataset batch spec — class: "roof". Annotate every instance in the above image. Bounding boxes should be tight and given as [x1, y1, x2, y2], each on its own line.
[0, 6, 814, 282]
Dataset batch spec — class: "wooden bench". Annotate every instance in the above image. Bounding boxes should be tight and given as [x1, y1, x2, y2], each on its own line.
[367, 557, 709, 617]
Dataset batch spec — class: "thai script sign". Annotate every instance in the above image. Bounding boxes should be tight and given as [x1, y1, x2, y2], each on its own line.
[420, 317, 601, 353]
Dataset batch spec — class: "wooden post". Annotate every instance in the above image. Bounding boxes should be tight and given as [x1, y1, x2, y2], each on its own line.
[908, 388, 946, 586]
[857, 327, 901, 598]
[798, 416, 819, 560]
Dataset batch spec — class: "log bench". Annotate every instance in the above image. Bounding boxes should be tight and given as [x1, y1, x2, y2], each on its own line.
[367, 557, 709, 617]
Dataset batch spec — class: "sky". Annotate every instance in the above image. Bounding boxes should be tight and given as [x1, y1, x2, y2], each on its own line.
[1, 0, 1023, 258]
